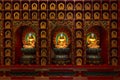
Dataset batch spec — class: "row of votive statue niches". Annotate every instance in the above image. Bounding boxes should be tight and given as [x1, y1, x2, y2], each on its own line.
[2, 21, 117, 30]
[0, 11, 117, 20]
[0, 2, 117, 10]
[3, 21, 47, 29]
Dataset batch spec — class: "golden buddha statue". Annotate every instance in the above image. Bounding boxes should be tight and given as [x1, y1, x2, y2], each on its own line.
[87, 33, 100, 48]
[55, 33, 68, 48]
[23, 33, 35, 48]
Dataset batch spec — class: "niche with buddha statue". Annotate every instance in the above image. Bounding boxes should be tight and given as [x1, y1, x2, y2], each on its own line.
[58, 12, 64, 20]
[23, 3, 29, 10]
[66, 12, 73, 20]
[14, 2, 20, 10]
[41, 49, 47, 57]
[76, 49, 82, 57]
[5, 39, 12, 48]
[76, 58, 82, 65]
[5, 30, 11, 38]
[5, 12, 11, 19]
[86, 32, 102, 64]
[5, 49, 11, 57]
[32, 12, 38, 19]
[32, 3, 37, 10]
[51, 26, 71, 65]
[41, 57, 47, 66]
[15, 26, 37, 65]
[58, 3, 64, 10]
[86, 26, 108, 64]
[5, 57, 12, 65]
[14, 12, 20, 20]
[5, 21, 11, 29]
[22, 32, 36, 48]
[23, 12, 28, 19]
[5, 2, 11, 10]
[50, 2, 56, 10]
[40, 21, 46, 29]
[40, 2, 47, 10]
[66, 2, 73, 10]
[49, 12, 56, 20]
[75, 2, 82, 10]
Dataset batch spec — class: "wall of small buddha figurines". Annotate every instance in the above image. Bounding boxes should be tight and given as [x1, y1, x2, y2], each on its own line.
[0, 0, 118, 66]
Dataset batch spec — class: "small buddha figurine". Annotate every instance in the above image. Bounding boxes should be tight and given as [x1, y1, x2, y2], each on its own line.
[87, 33, 100, 48]
[23, 33, 35, 48]
[55, 33, 68, 48]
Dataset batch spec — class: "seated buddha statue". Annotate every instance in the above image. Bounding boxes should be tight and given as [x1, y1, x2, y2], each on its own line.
[87, 33, 100, 48]
[55, 33, 68, 48]
[23, 34, 35, 48]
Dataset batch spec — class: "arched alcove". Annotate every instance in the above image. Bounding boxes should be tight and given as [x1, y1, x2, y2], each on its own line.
[86, 26, 108, 64]
[51, 26, 72, 65]
[15, 26, 36, 64]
